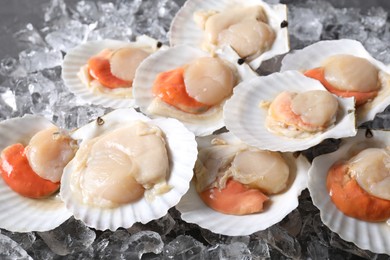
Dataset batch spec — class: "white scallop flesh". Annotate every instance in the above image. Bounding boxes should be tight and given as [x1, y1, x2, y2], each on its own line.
[347, 148, 390, 200]
[322, 54, 380, 92]
[230, 150, 289, 194]
[26, 126, 75, 183]
[267, 90, 338, 135]
[197, 6, 268, 45]
[184, 57, 235, 105]
[195, 141, 248, 192]
[218, 19, 275, 58]
[195, 139, 289, 195]
[71, 121, 169, 208]
[290, 90, 338, 128]
[109, 47, 150, 82]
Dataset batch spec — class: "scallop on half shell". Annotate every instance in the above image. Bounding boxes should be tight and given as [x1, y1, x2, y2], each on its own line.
[169, 0, 289, 70]
[62, 35, 166, 109]
[176, 132, 310, 236]
[60, 108, 197, 230]
[133, 44, 257, 136]
[281, 39, 390, 126]
[308, 129, 390, 254]
[0, 115, 73, 232]
[224, 70, 356, 152]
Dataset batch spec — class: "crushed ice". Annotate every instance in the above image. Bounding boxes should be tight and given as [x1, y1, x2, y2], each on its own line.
[0, 0, 389, 258]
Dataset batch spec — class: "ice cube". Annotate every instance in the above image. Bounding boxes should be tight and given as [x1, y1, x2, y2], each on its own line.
[163, 235, 206, 259]
[44, 0, 68, 23]
[70, 1, 99, 24]
[18, 48, 62, 73]
[37, 217, 96, 256]
[0, 233, 32, 260]
[26, 239, 57, 260]
[128, 213, 176, 236]
[45, 20, 90, 53]
[248, 239, 270, 259]
[253, 225, 302, 259]
[200, 228, 250, 246]
[13, 24, 47, 51]
[128, 231, 164, 259]
[289, 7, 323, 43]
[207, 242, 251, 259]
[0, 230, 36, 251]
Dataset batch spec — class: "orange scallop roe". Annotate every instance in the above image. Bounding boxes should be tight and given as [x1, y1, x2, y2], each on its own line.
[199, 178, 269, 215]
[0, 143, 60, 199]
[304, 67, 378, 106]
[152, 67, 210, 114]
[326, 162, 390, 222]
[88, 55, 132, 89]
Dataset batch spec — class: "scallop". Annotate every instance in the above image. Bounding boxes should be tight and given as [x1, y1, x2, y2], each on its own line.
[281, 39, 390, 125]
[133, 44, 257, 136]
[0, 115, 72, 232]
[176, 132, 310, 236]
[60, 108, 197, 230]
[26, 126, 76, 183]
[224, 70, 356, 152]
[62, 35, 167, 109]
[170, 0, 289, 70]
[308, 129, 390, 254]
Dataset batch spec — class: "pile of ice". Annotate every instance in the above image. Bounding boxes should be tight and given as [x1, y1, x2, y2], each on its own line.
[0, 0, 389, 259]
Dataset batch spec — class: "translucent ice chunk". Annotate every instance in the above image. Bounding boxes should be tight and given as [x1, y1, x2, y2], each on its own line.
[200, 229, 250, 246]
[207, 242, 251, 259]
[45, 20, 90, 53]
[128, 231, 164, 259]
[163, 235, 206, 259]
[0, 233, 32, 260]
[18, 48, 62, 73]
[0, 230, 36, 251]
[37, 218, 96, 256]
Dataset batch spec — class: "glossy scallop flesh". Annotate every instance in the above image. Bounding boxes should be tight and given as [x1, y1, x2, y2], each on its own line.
[176, 132, 310, 236]
[0, 115, 72, 232]
[60, 108, 197, 230]
[308, 130, 390, 255]
[133, 44, 257, 136]
[280, 39, 390, 125]
[62, 35, 165, 109]
[170, 0, 289, 70]
[223, 70, 356, 152]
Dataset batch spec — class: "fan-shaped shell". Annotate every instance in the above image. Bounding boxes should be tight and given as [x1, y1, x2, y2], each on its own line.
[169, 0, 289, 70]
[0, 115, 72, 232]
[281, 39, 390, 125]
[62, 35, 165, 109]
[308, 129, 390, 254]
[224, 70, 356, 152]
[176, 132, 310, 236]
[133, 44, 257, 136]
[60, 108, 197, 230]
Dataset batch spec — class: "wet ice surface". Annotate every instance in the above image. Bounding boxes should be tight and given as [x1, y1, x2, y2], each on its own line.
[0, 0, 390, 259]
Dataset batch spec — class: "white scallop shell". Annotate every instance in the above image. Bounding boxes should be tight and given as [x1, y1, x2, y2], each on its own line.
[176, 132, 310, 236]
[224, 70, 357, 152]
[0, 115, 72, 232]
[169, 0, 289, 70]
[280, 39, 390, 125]
[62, 35, 166, 109]
[308, 129, 390, 254]
[133, 44, 257, 136]
[60, 108, 197, 230]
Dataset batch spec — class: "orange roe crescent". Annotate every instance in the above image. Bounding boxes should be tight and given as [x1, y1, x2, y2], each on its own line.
[152, 67, 210, 114]
[199, 178, 269, 215]
[304, 67, 378, 106]
[88, 56, 132, 89]
[0, 143, 60, 199]
[326, 162, 390, 222]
